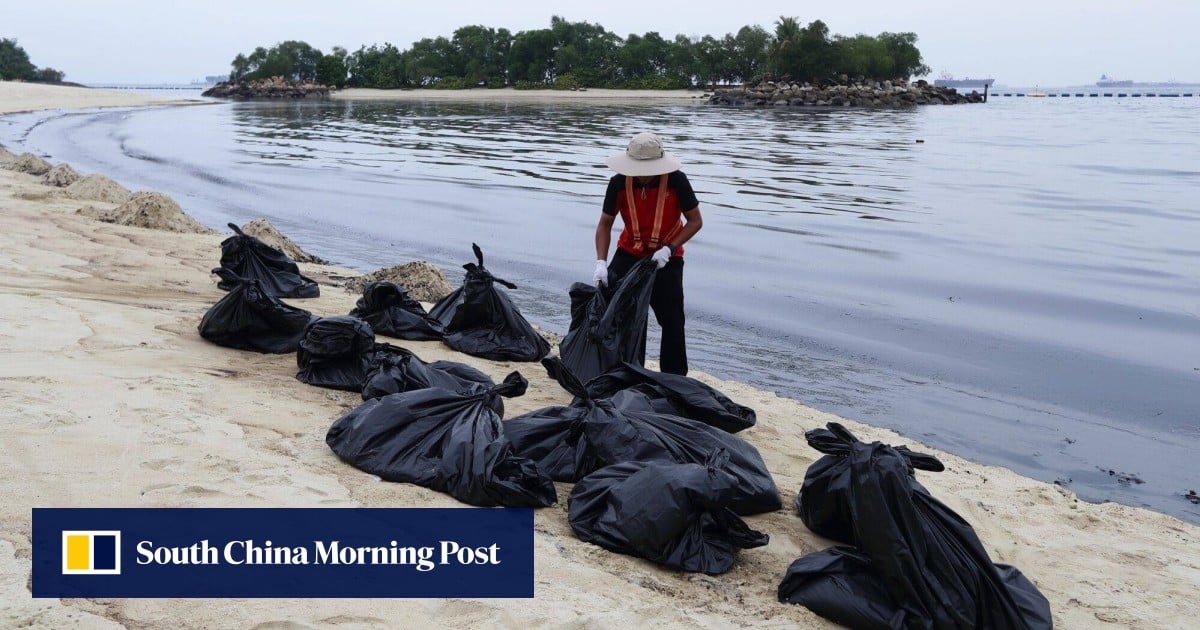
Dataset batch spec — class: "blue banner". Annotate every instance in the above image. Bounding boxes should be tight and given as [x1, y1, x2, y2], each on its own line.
[33, 508, 534, 598]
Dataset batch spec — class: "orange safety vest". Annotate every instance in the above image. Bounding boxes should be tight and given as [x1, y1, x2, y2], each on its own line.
[617, 174, 684, 256]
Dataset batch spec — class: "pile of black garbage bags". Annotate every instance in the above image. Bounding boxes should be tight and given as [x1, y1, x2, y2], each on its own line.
[201, 239, 550, 362]
[197, 230, 1053, 622]
[778, 423, 1053, 629]
[324, 351, 778, 574]
[198, 224, 322, 352]
[199, 234, 773, 573]
[507, 358, 776, 574]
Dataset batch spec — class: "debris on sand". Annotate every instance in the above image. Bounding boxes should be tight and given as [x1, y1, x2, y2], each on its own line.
[345, 261, 453, 303]
[239, 219, 327, 264]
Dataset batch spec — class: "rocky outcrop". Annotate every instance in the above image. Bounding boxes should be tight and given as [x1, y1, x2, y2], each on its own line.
[345, 261, 453, 303]
[239, 219, 327, 264]
[202, 76, 330, 99]
[709, 76, 986, 107]
[41, 164, 81, 187]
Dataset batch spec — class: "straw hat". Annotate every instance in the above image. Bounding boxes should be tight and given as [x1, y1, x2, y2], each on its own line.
[605, 132, 682, 176]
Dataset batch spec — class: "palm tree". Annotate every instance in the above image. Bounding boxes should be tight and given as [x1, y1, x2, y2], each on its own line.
[769, 16, 801, 75]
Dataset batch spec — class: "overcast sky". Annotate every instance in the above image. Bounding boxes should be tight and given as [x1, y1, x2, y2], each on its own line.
[5, 0, 1198, 86]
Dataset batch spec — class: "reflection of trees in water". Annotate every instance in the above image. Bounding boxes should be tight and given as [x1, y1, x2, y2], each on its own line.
[226, 100, 919, 217]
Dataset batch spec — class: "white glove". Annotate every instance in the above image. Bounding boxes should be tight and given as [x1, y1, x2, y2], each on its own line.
[651, 245, 673, 269]
[593, 260, 608, 286]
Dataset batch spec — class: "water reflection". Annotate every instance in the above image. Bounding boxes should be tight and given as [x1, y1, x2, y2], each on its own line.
[229, 100, 921, 220]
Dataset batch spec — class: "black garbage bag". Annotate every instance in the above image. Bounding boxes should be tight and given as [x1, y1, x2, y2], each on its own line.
[797, 423, 944, 544]
[779, 548, 1052, 630]
[583, 361, 757, 433]
[428, 244, 550, 362]
[215, 223, 319, 298]
[558, 258, 657, 384]
[568, 451, 769, 575]
[198, 268, 314, 353]
[326, 372, 557, 508]
[502, 402, 596, 483]
[505, 358, 781, 515]
[778, 423, 1053, 630]
[296, 316, 376, 391]
[350, 281, 444, 341]
[361, 346, 497, 407]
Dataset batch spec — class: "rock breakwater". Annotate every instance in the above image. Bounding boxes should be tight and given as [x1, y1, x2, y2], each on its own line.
[709, 76, 986, 107]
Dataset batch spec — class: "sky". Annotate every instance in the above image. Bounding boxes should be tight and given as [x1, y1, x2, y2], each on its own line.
[4, 0, 1199, 86]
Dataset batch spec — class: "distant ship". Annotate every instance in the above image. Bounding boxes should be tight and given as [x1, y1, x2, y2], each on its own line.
[1095, 74, 1200, 88]
[933, 72, 994, 88]
[1096, 74, 1133, 87]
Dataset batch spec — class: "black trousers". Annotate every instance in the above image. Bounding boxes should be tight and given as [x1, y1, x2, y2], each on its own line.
[607, 248, 688, 376]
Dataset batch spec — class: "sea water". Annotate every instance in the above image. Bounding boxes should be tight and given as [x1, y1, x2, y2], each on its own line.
[3, 94, 1197, 523]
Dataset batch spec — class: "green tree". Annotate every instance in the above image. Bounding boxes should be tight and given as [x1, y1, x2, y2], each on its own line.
[508, 28, 556, 84]
[618, 33, 651, 81]
[549, 16, 620, 86]
[233, 41, 324, 82]
[0, 38, 37, 81]
[878, 31, 929, 78]
[222, 16, 928, 90]
[316, 47, 348, 88]
[667, 34, 699, 87]
[693, 35, 724, 87]
[833, 34, 892, 79]
[406, 36, 455, 86]
[32, 67, 64, 82]
[768, 16, 802, 77]
[230, 54, 250, 82]
[450, 25, 511, 86]
[797, 20, 836, 81]
[731, 25, 771, 83]
[346, 44, 407, 88]
[769, 18, 838, 81]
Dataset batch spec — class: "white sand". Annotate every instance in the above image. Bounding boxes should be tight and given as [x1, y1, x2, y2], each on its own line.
[0, 81, 193, 115]
[2, 84, 1199, 629]
[334, 87, 710, 103]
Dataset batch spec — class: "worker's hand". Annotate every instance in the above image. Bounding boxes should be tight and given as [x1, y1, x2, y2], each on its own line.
[651, 245, 673, 269]
[593, 260, 608, 287]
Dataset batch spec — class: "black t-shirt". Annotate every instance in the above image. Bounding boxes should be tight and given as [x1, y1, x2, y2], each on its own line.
[602, 171, 699, 216]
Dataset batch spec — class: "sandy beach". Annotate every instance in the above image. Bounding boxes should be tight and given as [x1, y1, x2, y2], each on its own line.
[332, 87, 709, 103]
[0, 82, 190, 115]
[2, 82, 1199, 629]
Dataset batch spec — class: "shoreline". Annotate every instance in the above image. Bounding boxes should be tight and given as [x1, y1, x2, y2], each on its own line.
[3, 83, 1199, 628]
[332, 87, 709, 104]
[0, 80, 198, 116]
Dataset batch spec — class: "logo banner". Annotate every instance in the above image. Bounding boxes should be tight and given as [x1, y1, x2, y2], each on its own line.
[33, 508, 534, 598]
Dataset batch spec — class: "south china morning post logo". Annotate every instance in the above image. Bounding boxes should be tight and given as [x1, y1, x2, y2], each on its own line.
[33, 508, 534, 598]
[132, 537, 500, 572]
[61, 530, 121, 575]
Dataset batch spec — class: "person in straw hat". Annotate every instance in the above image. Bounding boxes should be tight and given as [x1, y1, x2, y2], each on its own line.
[593, 131, 704, 376]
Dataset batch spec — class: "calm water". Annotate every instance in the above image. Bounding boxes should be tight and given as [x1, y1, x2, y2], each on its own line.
[3, 94, 1197, 523]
